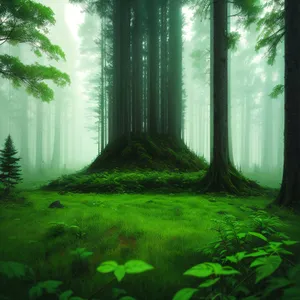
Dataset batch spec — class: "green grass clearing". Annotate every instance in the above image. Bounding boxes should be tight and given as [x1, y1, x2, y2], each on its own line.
[0, 191, 299, 299]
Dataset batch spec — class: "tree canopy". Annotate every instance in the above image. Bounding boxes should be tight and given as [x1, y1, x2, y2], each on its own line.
[0, 0, 70, 101]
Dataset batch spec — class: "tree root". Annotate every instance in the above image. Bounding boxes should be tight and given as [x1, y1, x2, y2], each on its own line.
[199, 163, 262, 195]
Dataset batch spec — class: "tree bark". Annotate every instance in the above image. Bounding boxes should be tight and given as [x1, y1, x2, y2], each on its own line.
[160, 0, 168, 134]
[199, 0, 257, 193]
[132, 0, 143, 134]
[168, 0, 182, 139]
[148, 0, 159, 136]
[35, 100, 43, 172]
[275, 0, 300, 209]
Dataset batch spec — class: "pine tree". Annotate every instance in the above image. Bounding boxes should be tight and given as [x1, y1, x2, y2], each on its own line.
[0, 135, 22, 192]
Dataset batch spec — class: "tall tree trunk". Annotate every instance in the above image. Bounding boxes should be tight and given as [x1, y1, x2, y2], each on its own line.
[168, 0, 182, 139]
[241, 96, 250, 171]
[148, 0, 159, 135]
[274, 0, 300, 209]
[200, 0, 252, 193]
[20, 93, 30, 173]
[100, 16, 105, 152]
[211, 0, 229, 169]
[111, 0, 121, 141]
[160, 0, 168, 134]
[51, 96, 62, 170]
[35, 100, 43, 173]
[120, 0, 131, 138]
[132, 0, 143, 134]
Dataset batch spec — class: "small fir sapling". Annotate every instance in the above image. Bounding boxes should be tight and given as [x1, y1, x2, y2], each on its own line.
[0, 135, 22, 194]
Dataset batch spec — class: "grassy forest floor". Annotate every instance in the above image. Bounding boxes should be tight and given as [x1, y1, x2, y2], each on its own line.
[0, 188, 299, 300]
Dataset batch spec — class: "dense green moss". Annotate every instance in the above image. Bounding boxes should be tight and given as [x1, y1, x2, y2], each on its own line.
[43, 170, 274, 196]
[44, 171, 205, 193]
[87, 134, 208, 172]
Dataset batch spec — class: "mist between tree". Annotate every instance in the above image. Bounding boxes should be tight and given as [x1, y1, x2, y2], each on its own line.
[0, 0, 284, 191]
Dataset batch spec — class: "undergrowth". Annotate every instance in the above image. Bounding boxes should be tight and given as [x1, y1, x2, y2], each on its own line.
[43, 171, 268, 196]
[0, 209, 299, 300]
[43, 171, 205, 194]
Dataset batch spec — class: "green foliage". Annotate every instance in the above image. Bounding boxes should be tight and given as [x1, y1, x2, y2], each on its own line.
[29, 280, 63, 299]
[0, 261, 33, 279]
[0, 135, 22, 192]
[70, 248, 93, 277]
[46, 222, 68, 238]
[70, 248, 93, 260]
[233, 0, 262, 25]
[46, 222, 86, 239]
[44, 170, 205, 194]
[270, 84, 284, 99]
[255, 1, 284, 65]
[0, 210, 299, 300]
[0, 0, 70, 101]
[97, 260, 154, 282]
[227, 32, 241, 51]
[0, 55, 70, 102]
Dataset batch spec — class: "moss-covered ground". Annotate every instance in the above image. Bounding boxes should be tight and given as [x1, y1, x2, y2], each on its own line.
[44, 170, 277, 197]
[0, 190, 299, 300]
[86, 134, 208, 172]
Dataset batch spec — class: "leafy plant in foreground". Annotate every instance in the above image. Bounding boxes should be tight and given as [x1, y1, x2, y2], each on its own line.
[0, 211, 299, 300]
[70, 248, 93, 277]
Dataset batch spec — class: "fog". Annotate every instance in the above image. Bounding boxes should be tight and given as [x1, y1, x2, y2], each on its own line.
[0, 0, 283, 187]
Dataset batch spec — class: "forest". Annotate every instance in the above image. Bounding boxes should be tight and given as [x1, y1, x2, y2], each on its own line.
[0, 0, 299, 299]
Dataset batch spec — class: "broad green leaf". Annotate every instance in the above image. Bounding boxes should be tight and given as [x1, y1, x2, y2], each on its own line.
[226, 255, 238, 263]
[114, 265, 126, 282]
[184, 263, 213, 278]
[268, 242, 283, 251]
[124, 260, 154, 274]
[0, 261, 27, 279]
[59, 290, 73, 300]
[236, 252, 247, 261]
[199, 278, 220, 288]
[217, 266, 240, 276]
[172, 288, 198, 300]
[29, 285, 43, 300]
[282, 240, 299, 246]
[263, 277, 292, 297]
[41, 280, 63, 293]
[245, 250, 268, 258]
[248, 232, 268, 242]
[214, 242, 221, 249]
[206, 263, 223, 274]
[97, 261, 118, 273]
[253, 256, 282, 283]
[278, 249, 293, 255]
[250, 257, 267, 268]
[227, 252, 246, 263]
[237, 233, 247, 239]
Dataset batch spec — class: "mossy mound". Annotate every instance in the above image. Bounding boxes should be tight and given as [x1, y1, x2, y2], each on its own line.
[87, 134, 208, 172]
[44, 171, 205, 193]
